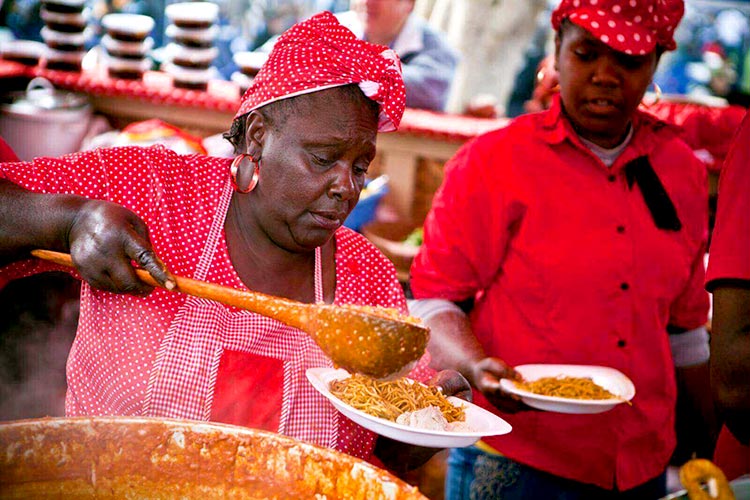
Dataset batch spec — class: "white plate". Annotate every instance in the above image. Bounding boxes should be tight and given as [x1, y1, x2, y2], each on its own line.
[306, 368, 512, 448]
[499, 364, 636, 414]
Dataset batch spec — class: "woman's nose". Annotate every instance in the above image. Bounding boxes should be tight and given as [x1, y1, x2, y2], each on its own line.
[592, 57, 620, 86]
[328, 166, 357, 201]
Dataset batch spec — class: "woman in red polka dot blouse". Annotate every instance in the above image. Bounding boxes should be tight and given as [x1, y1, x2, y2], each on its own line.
[0, 12, 469, 476]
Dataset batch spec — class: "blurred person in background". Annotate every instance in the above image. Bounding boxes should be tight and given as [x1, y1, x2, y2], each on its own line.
[423, 0, 549, 118]
[335, 0, 459, 111]
[410, 0, 716, 497]
[706, 110, 750, 480]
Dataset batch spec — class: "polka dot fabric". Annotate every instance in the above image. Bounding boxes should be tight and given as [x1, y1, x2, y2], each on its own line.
[234, 11, 406, 132]
[0, 145, 433, 461]
[551, 0, 684, 55]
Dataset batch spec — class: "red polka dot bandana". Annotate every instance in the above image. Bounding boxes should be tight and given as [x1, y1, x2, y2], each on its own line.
[552, 0, 684, 55]
[234, 11, 406, 132]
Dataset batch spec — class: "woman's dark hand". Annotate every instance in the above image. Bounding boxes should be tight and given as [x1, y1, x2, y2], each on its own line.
[468, 357, 527, 413]
[429, 369, 472, 402]
[67, 199, 173, 295]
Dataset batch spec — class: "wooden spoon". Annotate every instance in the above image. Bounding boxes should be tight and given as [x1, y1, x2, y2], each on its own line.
[32, 249, 429, 379]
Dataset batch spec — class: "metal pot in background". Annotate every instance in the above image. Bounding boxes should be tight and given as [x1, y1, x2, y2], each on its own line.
[0, 77, 92, 161]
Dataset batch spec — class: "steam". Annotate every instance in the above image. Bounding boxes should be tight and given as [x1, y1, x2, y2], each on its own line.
[0, 273, 80, 421]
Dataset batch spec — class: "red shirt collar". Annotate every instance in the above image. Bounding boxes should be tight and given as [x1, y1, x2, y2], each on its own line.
[539, 94, 681, 171]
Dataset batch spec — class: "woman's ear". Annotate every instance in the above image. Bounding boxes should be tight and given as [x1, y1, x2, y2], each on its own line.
[244, 110, 267, 158]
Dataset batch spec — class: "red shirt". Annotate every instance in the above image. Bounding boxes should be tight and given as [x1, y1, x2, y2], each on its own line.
[707, 111, 750, 284]
[411, 99, 709, 490]
[705, 110, 750, 476]
[0, 145, 433, 461]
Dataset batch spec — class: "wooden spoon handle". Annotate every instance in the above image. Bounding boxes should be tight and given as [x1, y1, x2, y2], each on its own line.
[31, 249, 311, 331]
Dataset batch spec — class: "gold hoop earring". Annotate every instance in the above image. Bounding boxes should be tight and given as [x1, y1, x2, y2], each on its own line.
[230, 154, 260, 193]
[652, 82, 662, 104]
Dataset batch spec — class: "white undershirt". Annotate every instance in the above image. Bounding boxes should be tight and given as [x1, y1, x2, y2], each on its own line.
[579, 125, 633, 167]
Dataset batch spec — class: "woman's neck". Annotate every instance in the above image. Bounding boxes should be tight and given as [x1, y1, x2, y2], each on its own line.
[225, 195, 317, 302]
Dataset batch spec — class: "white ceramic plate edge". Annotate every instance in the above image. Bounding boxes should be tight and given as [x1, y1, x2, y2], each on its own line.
[306, 367, 512, 447]
[498, 364, 636, 414]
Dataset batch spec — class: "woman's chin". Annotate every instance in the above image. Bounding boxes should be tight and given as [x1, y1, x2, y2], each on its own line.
[292, 228, 337, 250]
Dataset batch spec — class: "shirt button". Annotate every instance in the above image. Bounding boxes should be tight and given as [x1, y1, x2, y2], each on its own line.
[608, 175, 616, 182]
[617, 225, 626, 233]
[617, 339, 627, 348]
[620, 282, 630, 291]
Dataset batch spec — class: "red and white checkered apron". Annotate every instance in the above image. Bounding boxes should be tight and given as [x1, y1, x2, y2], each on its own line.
[143, 179, 340, 448]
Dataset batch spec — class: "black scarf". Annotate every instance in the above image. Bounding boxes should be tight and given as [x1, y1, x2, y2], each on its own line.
[624, 156, 682, 231]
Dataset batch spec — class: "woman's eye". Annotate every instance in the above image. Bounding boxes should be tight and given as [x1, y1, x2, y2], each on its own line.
[312, 154, 335, 166]
[574, 49, 595, 61]
[616, 53, 649, 70]
[353, 163, 369, 176]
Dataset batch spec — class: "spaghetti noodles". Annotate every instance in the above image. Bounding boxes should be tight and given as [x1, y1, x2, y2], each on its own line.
[329, 374, 465, 423]
[514, 376, 618, 400]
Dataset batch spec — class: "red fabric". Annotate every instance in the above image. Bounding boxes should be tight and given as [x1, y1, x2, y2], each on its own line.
[0, 135, 20, 163]
[0, 145, 434, 460]
[235, 11, 405, 132]
[552, 0, 683, 54]
[211, 351, 283, 430]
[396, 108, 508, 141]
[0, 63, 242, 113]
[713, 426, 750, 480]
[706, 111, 750, 284]
[410, 98, 709, 490]
[643, 102, 747, 173]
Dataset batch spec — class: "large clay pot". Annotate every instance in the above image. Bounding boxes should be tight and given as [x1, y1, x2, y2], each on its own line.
[0, 416, 427, 499]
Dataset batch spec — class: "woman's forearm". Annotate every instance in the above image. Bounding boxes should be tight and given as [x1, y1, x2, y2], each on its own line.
[710, 286, 750, 444]
[422, 309, 485, 381]
[0, 179, 85, 264]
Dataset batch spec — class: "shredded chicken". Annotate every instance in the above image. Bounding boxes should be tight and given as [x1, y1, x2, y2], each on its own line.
[396, 406, 449, 431]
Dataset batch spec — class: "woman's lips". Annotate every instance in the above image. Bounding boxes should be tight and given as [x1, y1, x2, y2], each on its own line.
[310, 211, 346, 230]
[585, 98, 619, 115]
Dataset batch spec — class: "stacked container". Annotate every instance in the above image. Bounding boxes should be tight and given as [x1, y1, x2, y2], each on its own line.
[0, 40, 47, 67]
[163, 2, 219, 91]
[40, 0, 90, 71]
[100, 14, 155, 80]
[231, 51, 267, 94]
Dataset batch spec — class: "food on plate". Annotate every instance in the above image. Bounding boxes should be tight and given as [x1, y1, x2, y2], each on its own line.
[679, 458, 735, 500]
[329, 373, 465, 428]
[514, 375, 622, 401]
[395, 406, 473, 432]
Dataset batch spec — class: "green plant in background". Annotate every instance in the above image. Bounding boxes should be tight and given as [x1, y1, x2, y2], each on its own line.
[403, 227, 423, 247]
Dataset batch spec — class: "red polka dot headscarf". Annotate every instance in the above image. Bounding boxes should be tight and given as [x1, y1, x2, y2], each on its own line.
[234, 11, 406, 132]
[552, 0, 684, 55]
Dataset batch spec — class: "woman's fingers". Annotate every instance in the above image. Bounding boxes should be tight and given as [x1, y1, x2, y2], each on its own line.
[475, 357, 522, 383]
[123, 224, 176, 291]
[430, 370, 472, 402]
[472, 357, 528, 413]
[68, 200, 172, 295]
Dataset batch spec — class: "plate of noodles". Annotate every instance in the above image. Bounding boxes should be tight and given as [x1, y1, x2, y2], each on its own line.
[306, 368, 512, 448]
[499, 364, 636, 414]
